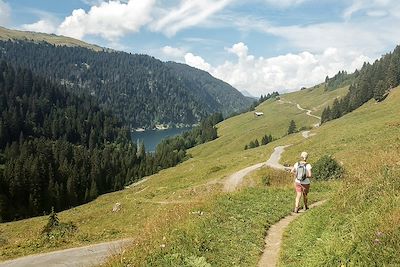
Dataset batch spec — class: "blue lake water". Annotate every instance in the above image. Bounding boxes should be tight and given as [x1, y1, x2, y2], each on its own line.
[131, 127, 192, 152]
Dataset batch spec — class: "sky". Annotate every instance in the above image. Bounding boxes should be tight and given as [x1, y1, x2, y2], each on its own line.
[1, 0, 400, 97]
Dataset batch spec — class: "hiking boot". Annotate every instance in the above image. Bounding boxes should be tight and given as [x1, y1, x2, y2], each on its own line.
[294, 207, 299, 213]
[303, 206, 309, 211]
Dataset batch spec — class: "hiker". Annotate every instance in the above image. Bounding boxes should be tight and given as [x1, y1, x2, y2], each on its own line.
[291, 151, 312, 213]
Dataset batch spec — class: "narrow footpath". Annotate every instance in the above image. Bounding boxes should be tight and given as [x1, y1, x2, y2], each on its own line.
[1, 100, 321, 267]
[257, 201, 326, 267]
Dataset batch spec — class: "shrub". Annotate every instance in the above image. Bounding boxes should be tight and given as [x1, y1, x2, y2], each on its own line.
[313, 155, 344, 180]
[42, 207, 59, 234]
[262, 175, 271, 186]
[41, 207, 77, 243]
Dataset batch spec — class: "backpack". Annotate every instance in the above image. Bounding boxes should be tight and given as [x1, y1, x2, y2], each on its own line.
[296, 162, 308, 181]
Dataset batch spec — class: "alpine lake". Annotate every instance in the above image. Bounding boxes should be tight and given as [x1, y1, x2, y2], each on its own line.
[131, 127, 193, 152]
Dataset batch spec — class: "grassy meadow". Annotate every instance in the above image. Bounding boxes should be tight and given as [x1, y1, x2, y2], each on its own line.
[4, 83, 396, 266]
[279, 87, 400, 266]
[0, 82, 338, 261]
[0, 26, 104, 52]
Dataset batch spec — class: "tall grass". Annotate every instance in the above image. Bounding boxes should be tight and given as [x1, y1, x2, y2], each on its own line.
[105, 168, 335, 266]
[279, 88, 400, 266]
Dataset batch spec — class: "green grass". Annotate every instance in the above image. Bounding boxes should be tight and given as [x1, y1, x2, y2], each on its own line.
[279, 87, 400, 266]
[0, 83, 332, 260]
[5, 82, 392, 267]
[0, 26, 105, 52]
[280, 84, 349, 116]
[105, 168, 336, 267]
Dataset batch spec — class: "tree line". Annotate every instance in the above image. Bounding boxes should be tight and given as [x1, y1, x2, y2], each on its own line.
[248, 92, 280, 111]
[321, 45, 400, 123]
[0, 40, 250, 128]
[244, 133, 274, 150]
[0, 62, 222, 221]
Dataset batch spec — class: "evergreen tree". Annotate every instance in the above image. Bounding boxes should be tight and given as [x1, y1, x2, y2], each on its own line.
[287, 120, 297, 135]
[42, 207, 59, 233]
[374, 80, 387, 101]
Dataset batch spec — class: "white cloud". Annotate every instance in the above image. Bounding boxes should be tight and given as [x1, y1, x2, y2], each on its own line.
[20, 19, 57, 34]
[0, 0, 11, 26]
[263, 0, 306, 8]
[150, 0, 232, 36]
[57, 0, 155, 41]
[161, 45, 187, 60]
[183, 43, 370, 97]
[184, 52, 211, 72]
[343, 0, 399, 19]
[231, 11, 400, 59]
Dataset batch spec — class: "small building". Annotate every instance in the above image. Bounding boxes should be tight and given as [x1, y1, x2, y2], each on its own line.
[254, 111, 264, 117]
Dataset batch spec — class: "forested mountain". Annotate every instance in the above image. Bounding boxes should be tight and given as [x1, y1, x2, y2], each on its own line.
[0, 61, 223, 222]
[321, 45, 400, 123]
[0, 61, 150, 221]
[166, 62, 252, 116]
[324, 70, 357, 91]
[0, 30, 251, 128]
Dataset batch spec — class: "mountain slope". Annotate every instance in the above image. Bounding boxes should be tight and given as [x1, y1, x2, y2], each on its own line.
[0, 28, 252, 128]
[0, 82, 347, 261]
[0, 26, 105, 52]
[166, 62, 253, 116]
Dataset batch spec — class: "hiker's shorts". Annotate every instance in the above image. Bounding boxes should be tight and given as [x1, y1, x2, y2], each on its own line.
[295, 183, 310, 194]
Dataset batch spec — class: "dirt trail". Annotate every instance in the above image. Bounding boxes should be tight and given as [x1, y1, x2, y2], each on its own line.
[265, 145, 292, 170]
[296, 103, 321, 120]
[302, 130, 316, 139]
[278, 99, 321, 128]
[2, 100, 321, 266]
[0, 239, 132, 267]
[257, 201, 326, 267]
[223, 144, 292, 192]
[223, 162, 266, 192]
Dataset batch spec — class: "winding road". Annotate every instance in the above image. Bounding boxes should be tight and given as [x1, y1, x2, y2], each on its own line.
[0, 239, 132, 267]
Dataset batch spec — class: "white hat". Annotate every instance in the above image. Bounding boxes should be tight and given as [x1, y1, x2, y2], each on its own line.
[300, 151, 308, 160]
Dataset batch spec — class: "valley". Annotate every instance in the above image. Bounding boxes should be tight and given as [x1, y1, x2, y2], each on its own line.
[0, 14, 399, 266]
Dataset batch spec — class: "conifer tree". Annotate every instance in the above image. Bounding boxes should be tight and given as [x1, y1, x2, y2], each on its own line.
[287, 120, 297, 135]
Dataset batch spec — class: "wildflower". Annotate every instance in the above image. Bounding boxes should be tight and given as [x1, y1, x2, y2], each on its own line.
[376, 231, 384, 237]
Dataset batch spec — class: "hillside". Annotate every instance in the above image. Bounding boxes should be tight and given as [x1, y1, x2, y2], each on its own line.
[0, 26, 104, 52]
[166, 62, 252, 115]
[0, 81, 347, 262]
[1, 47, 399, 266]
[0, 62, 143, 221]
[0, 27, 252, 128]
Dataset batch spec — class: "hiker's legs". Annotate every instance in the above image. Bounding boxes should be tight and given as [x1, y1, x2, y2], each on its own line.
[295, 191, 302, 209]
[303, 193, 308, 208]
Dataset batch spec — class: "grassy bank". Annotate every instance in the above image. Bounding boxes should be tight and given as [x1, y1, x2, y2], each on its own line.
[105, 168, 337, 266]
[0, 85, 346, 261]
[279, 87, 400, 266]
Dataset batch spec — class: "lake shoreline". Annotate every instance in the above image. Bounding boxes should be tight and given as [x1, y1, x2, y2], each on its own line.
[131, 127, 193, 152]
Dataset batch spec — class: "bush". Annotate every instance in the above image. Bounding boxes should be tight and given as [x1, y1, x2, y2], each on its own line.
[41, 207, 77, 242]
[313, 155, 344, 180]
[262, 175, 271, 186]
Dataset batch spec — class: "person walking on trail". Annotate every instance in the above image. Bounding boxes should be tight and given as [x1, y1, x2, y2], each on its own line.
[291, 151, 312, 213]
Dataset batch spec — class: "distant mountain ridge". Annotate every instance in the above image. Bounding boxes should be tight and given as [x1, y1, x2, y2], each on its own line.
[0, 26, 105, 52]
[0, 27, 252, 128]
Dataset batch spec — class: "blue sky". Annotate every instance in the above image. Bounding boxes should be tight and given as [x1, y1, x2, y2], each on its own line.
[1, 0, 400, 96]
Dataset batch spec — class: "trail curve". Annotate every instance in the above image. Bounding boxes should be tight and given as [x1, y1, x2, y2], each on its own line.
[258, 201, 326, 267]
[0, 239, 132, 267]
